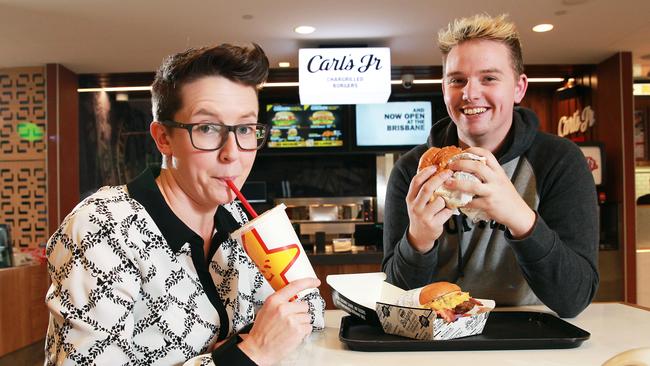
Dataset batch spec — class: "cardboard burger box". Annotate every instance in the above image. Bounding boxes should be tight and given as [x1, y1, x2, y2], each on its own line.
[327, 272, 495, 340]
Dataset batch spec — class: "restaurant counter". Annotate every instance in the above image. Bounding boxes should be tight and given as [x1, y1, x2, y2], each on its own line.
[307, 247, 383, 309]
[278, 303, 650, 365]
[306, 246, 383, 265]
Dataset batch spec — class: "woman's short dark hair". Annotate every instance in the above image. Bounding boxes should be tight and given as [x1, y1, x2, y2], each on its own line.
[151, 43, 269, 122]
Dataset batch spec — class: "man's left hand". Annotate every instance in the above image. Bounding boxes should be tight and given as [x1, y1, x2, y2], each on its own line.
[445, 147, 536, 239]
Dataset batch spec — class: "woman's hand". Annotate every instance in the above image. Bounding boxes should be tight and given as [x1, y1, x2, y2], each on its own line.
[406, 166, 455, 253]
[238, 277, 319, 366]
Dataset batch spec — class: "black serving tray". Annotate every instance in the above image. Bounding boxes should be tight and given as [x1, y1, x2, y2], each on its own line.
[339, 311, 590, 352]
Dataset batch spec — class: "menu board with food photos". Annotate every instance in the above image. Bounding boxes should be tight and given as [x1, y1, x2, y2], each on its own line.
[265, 104, 344, 148]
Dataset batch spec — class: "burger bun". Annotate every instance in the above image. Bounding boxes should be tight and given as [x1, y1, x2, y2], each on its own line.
[418, 281, 461, 305]
[417, 146, 489, 222]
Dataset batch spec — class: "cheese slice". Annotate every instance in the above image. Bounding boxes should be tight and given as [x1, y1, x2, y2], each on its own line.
[422, 291, 470, 311]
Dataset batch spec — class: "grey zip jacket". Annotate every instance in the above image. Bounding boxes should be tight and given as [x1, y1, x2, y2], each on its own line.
[382, 107, 599, 318]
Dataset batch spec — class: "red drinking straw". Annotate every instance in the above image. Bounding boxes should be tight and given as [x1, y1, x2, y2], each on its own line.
[225, 179, 258, 218]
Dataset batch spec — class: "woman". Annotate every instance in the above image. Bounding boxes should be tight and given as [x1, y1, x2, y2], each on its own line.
[45, 43, 325, 366]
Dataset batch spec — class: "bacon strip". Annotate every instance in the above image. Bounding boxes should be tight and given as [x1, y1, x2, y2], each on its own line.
[469, 298, 483, 306]
[436, 308, 457, 323]
[436, 297, 483, 323]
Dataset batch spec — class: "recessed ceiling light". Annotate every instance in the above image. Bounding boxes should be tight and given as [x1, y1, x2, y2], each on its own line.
[532, 24, 554, 33]
[278, 62, 291, 68]
[294, 25, 315, 34]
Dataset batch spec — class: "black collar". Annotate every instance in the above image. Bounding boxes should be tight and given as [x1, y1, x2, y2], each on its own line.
[126, 166, 242, 253]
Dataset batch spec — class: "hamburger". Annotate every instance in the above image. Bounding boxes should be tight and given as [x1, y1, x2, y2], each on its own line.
[418, 282, 482, 323]
[287, 127, 298, 138]
[309, 110, 335, 126]
[417, 146, 489, 222]
[271, 111, 297, 127]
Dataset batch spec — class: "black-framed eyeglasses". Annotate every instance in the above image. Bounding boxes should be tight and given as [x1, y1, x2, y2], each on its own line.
[160, 120, 268, 151]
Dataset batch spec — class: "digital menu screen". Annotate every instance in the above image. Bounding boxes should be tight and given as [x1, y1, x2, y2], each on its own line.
[355, 101, 432, 147]
[266, 104, 344, 148]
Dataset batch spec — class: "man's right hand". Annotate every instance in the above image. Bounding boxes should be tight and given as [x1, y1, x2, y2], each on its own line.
[238, 277, 319, 366]
[406, 166, 454, 253]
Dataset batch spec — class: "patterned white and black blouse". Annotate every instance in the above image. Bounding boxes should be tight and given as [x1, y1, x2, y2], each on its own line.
[44, 167, 325, 365]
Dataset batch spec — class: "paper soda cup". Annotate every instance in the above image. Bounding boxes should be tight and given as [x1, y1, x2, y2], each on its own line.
[230, 204, 317, 296]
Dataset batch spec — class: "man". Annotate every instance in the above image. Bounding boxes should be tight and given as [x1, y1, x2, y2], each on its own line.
[382, 14, 599, 318]
[45, 43, 324, 365]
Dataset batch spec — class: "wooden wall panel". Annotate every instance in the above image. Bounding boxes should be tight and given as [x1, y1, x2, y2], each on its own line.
[594, 53, 635, 303]
[0, 68, 46, 160]
[0, 67, 47, 249]
[0, 264, 49, 357]
[520, 86, 555, 133]
[0, 161, 47, 248]
[46, 64, 79, 236]
[551, 69, 596, 141]
[621, 54, 635, 304]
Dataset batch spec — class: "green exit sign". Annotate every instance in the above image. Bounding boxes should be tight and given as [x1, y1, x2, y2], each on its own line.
[17, 122, 44, 142]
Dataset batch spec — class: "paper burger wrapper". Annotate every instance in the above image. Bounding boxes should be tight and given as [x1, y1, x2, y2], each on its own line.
[433, 152, 490, 223]
[327, 273, 495, 341]
[394, 286, 425, 308]
[231, 204, 317, 298]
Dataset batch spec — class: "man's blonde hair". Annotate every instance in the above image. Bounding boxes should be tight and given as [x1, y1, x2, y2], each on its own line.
[438, 14, 524, 76]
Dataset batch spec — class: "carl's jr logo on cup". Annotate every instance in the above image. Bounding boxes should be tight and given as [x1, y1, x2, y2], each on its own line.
[241, 228, 300, 290]
[231, 203, 317, 294]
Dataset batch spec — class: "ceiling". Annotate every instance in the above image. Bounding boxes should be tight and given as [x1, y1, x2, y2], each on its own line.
[2, 0, 650, 77]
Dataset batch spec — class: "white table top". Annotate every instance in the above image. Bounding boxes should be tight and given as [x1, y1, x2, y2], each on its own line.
[279, 303, 650, 366]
